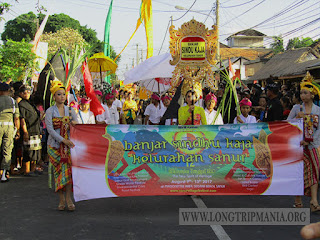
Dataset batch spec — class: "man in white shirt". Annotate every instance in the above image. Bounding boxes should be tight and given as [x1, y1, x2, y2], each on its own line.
[204, 93, 224, 125]
[112, 89, 122, 112]
[94, 90, 111, 124]
[105, 93, 119, 124]
[144, 93, 162, 125]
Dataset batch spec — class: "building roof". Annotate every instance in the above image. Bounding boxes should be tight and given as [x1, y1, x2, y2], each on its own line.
[229, 29, 266, 38]
[250, 47, 320, 81]
[220, 48, 271, 61]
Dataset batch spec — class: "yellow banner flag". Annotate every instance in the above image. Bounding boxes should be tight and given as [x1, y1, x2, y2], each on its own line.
[114, 0, 153, 61]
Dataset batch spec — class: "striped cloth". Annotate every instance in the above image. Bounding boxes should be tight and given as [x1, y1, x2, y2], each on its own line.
[23, 134, 42, 151]
[304, 147, 319, 197]
[48, 145, 72, 192]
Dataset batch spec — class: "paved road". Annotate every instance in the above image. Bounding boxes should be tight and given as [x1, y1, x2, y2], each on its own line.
[1, 171, 320, 240]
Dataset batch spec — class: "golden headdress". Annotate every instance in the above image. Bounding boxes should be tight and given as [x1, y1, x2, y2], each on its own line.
[50, 79, 65, 95]
[300, 72, 320, 98]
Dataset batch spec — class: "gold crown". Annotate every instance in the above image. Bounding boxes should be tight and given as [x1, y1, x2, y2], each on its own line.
[50, 79, 65, 95]
[300, 72, 320, 97]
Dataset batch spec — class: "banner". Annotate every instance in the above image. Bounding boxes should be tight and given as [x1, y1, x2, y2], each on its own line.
[71, 120, 303, 202]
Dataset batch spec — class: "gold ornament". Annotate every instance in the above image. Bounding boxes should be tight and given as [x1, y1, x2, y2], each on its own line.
[169, 19, 218, 98]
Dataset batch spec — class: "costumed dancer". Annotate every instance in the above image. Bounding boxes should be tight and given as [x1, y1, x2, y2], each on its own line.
[45, 79, 78, 211]
[178, 90, 207, 125]
[122, 91, 138, 124]
[287, 79, 320, 212]
[204, 93, 223, 125]
[234, 98, 257, 124]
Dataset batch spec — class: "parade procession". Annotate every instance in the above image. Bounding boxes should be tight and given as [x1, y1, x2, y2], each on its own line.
[2, 0, 320, 239]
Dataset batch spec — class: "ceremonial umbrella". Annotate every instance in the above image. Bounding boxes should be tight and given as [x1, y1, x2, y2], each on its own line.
[124, 53, 175, 93]
[88, 52, 117, 85]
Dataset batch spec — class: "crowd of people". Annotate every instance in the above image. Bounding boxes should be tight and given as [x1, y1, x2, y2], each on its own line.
[1, 77, 320, 217]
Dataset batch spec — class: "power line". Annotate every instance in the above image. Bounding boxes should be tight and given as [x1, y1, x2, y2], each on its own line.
[251, 0, 310, 28]
[220, 0, 266, 27]
[221, 0, 257, 8]
[172, 0, 197, 21]
[204, 3, 215, 24]
[258, 3, 319, 27]
[158, 20, 170, 55]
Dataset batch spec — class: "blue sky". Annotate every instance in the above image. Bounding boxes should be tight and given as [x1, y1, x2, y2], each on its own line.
[1, 0, 320, 79]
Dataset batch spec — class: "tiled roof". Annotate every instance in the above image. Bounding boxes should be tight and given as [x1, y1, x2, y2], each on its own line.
[220, 48, 272, 60]
[250, 47, 320, 80]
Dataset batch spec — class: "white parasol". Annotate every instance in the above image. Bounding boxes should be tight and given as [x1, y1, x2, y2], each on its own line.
[124, 53, 175, 93]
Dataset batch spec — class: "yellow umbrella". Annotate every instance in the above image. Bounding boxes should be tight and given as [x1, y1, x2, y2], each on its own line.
[88, 52, 118, 83]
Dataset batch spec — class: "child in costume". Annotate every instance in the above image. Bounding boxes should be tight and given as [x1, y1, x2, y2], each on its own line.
[234, 98, 257, 124]
[204, 93, 223, 125]
[45, 79, 78, 211]
[78, 98, 95, 124]
[178, 90, 207, 125]
[287, 73, 320, 212]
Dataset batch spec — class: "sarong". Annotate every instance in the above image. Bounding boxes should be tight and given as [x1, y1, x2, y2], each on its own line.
[48, 145, 72, 192]
[304, 147, 319, 196]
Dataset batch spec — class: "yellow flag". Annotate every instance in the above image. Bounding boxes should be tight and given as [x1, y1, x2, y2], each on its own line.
[140, 0, 153, 59]
[114, 0, 153, 61]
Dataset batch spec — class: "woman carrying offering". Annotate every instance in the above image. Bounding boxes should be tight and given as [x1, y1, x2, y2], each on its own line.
[178, 90, 207, 125]
[45, 79, 78, 211]
[287, 80, 320, 212]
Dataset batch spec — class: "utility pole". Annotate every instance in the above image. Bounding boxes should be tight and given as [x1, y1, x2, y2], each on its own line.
[170, 16, 173, 26]
[136, 44, 139, 66]
[141, 49, 143, 62]
[216, 0, 220, 62]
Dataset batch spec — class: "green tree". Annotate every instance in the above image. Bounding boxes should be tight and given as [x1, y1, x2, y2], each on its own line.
[0, 39, 37, 82]
[2, 12, 104, 53]
[270, 36, 284, 54]
[286, 37, 315, 50]
[1, 12, 38, 42]
[41, 27, 87, 59]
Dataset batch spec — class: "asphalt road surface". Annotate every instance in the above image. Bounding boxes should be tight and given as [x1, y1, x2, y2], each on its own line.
[1, 171, 320, 240]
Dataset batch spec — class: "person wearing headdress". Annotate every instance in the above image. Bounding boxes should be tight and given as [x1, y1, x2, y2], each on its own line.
[160, 95, 171, 119]
[204, 93, 223, 125]
[122, 91, 138, 124]
[94, 90, 111, 124]
[18, 84, 42, 177]
[178, 90, 207, 125]
[69, 101, 79, 114]
[287, 74, 320, 212]
[105, 93, 119, 124]
[111, 88, 122, 113]
[234, 98, 257, 124]
[45, 79, 78, 211]
[78, 97, 95, 124]
[0, 82, 20, 182]
[144, 93, 162, 125]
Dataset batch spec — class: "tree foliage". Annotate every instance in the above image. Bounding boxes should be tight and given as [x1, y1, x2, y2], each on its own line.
[41, 27, 87, 59]
[270, 36, 284, 54]
[1, 12, 38, 42]
[286, 37, 315, 50]
[0, 39, 37, 82]
[2, 12, 105, 53]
